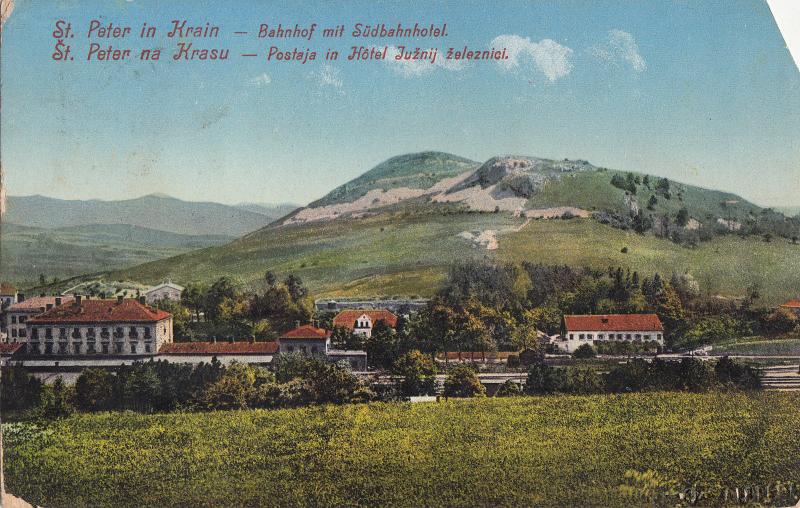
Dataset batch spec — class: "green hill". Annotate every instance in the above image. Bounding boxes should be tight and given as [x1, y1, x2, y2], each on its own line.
[80, 152, 800, 304]
[308, 152, 479, 208]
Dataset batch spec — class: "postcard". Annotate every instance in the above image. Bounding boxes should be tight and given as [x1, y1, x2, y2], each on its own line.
[1, 1, 799, 506]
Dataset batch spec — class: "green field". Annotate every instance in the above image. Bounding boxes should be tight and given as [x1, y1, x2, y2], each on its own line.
[112, 214, 800, 305]
[5, 392, 800, 507]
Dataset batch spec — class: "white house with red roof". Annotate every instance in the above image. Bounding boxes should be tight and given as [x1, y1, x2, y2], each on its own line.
[557, 314, 664, 353]
[277, 324, 331, 356]
[25, 295, 173, 356]
[277, 323, 367, 370]
[332, 309, 398, 338]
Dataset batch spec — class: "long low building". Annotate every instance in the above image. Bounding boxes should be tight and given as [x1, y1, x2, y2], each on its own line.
[556, 314, 664, 353]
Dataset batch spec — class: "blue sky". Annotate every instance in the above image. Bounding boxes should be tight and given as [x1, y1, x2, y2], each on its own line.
[2, 0, 798, 206]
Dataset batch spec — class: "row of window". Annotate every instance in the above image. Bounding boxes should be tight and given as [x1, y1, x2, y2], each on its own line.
[27, 341, 152, 355]
[9, 315, 26, 324]
[30, 326, 152, 341]
[568, 333, 662, 341]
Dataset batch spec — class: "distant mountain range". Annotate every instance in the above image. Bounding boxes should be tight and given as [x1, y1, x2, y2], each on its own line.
[4, 194, 299, 236]
[109, 151, 800, 305]
[1, 194, 299, 286]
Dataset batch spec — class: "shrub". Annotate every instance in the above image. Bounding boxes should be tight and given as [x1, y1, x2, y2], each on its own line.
[495, 380, 523, 397]
[443, 364, 485, 398]
[565, 367, 603, 394]
[525, 364, 567, 395]
[572, 343, 596, 359]
[392, 350, 437, 397]
[506, 354, 520, 368]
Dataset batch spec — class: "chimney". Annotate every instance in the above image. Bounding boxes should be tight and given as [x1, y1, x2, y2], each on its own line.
[229, 337, 235, 343]
[212, 336, 217, 343]
[295, 320, 301, 329]
[18, 293, 25, 303]
[117, 295, 124, 304]
[138, 296, 146, 305]
[55, 297, 62, 306]
[75, 294, 82, 305]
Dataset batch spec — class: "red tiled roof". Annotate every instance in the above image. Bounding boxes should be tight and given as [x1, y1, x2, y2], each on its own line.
[0, 343, 23, 355]
[781, 299, 800, 309]
[9, 296, 74, 313]
[28, 299, 171, 324]
[564, 314, 663, 332]
[332, 309, 398, 330]
[0, 283, 17, 295]
[279, 324, 331, 340]
[159, 341, 278, 354]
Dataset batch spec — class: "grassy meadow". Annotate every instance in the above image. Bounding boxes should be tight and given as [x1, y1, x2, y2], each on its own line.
[5, 392, 800, 507]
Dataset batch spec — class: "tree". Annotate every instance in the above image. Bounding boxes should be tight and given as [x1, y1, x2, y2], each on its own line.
[676, 208, 689, 227]
[205, 277, 238, 323]
[646, 195, 657, 210]
[392, 350, 437, 396]
[264, 271, 277, 287]
[655, 178, 671, 198]
[181, 283, 207, 322]
[632, 211, 653, 233]
[525, 364, 566, 395]
[1, 365, 43, 411]
[38, 377, 74, 419]
[565, 367, 603, 394]
[73, 368, 115, 411]
[121, 363, 161, 413]
[572, 343, 596, 359]
[284, 274, 307, 302]
[511, 318, 542, 352]
[203, 375, 252, 410]
[443, 364, 485, 397]
[365, 320, 401, 369]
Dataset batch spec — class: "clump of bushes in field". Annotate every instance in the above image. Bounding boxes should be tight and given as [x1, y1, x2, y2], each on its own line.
[2, 355, 374, 419]
[518, 356, 760, 396]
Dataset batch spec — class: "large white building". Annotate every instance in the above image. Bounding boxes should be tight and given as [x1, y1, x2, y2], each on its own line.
[145, 281, 184, 304]
[556, 314, 664, 353]
[25, 296, 173, 356]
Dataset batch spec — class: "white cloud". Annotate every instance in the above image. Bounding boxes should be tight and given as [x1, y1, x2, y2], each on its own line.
[248, 73, 272, 87]
[490, 35, 573, 81]
[592, 29, 646, 72]
[312, 64, 345, 95]
[384, 45, 466, 78]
